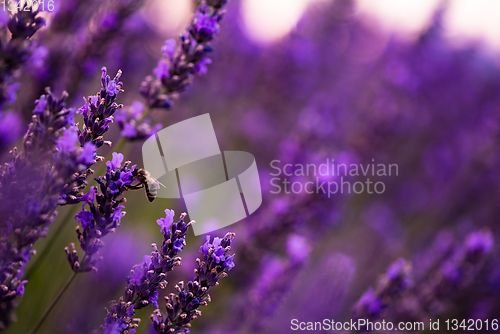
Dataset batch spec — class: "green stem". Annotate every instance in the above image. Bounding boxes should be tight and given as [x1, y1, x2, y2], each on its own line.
[136, 106, 152, 124]
[28, 270, 79, 334]
[23, 209, 70, 281]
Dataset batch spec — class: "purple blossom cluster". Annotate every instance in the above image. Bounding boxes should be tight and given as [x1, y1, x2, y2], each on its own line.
[0, 3, 45, 112]
[0, 4, 46, 150]
[102, 211, 235, 334]
[353, 258, 412, 330]
[352, 229, 494, 332]
[102, 210, 193, 333]
[0, 1, 231, 331]
[138, 1, 225, 111]
[411, 229, 494, 317]
[0, 90, 84, 328]
[0, 0, 233, 330]
[114, 0, 228, 140]
[76, 67, 123, 149]
[114, 100, 162, 141]
[141, 2, 225, 109]
[65, 153, 136, 273]
[150, 232, 235, 334]
[60, 66, 124, 205]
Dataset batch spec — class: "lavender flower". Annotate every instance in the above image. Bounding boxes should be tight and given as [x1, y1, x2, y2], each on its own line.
[391, 229, 495, 323]
[115, 101, 162, 141]
[60, 67, 124, 205]
[353, 258, 412, 328]
[101, 211, 193, 333]
[150, 233, 235, 334]
[114, 0, 228, 142]
[420, 229, 494, 311]
[115, 0, 229, 141]
[65, 154, 137, 273]
[139, 0, 227, 110]
[17, 0, 150, 116]
[236, 252, 308, 333]
[0, 89, 86, 328]
[77, 67, 124, 148]
[352, 229, 494, 331]
[0, 4, 45, 111]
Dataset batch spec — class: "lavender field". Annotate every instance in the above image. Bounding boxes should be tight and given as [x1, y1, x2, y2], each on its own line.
[1, 0, 500, 333]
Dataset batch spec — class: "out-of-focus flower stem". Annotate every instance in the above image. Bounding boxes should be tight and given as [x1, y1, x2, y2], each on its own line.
[28, 256, 84, 334]
[23, 213, 64, 281]
[136, 106, 152, 124]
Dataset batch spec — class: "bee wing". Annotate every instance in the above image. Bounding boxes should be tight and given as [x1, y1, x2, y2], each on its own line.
[147, 176, 166, 188]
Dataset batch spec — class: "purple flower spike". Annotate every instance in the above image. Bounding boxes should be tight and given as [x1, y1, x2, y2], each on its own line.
[99, 66, 123, 98]
[81, 67, 123, 146]
[0, 89, 82, 328]
[151, 232, 236, 334]
[65, 156, 141, 273]
[352, 228, 494, 327]
[0, 4, 45, 111]
[101, 212, 194, 333]
[140, 0, 227, 110]
[353, 258, 412, 323]
[61, 67, 125, 206]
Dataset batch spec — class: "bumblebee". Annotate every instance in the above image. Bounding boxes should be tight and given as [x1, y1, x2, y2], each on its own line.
[129, 168, 164, 202]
